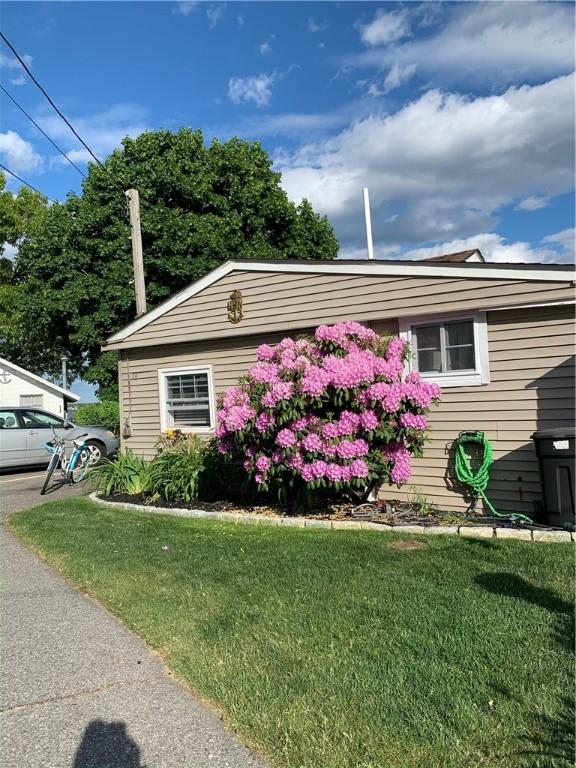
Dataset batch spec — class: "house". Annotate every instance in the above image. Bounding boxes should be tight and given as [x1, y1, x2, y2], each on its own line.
[103, 253, 575, 515]
[0, 357, 79, 416]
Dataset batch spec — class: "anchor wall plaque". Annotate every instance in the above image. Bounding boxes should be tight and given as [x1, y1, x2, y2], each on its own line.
[227, 289, 243, 324]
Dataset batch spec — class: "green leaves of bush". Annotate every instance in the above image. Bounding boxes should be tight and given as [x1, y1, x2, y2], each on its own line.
[75, 401, 120, 435]
[149, 436, 205, 503]
[90, 434, 217, 504]
[89, 450, 152, 496]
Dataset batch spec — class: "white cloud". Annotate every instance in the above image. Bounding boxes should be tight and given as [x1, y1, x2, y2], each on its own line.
[516, 195, 550, 212]
[37, 104, 149, 165]
[398, 230, 575, 265]
[363, 62, 417, 97]
[173, 1, 200, 16]
[0, 130, 43, 173]
[228, 73, 278, 107]
[260, 35, 275, 56]
[308, 18, 329, 34]
[349, 2, 575, 86]
[237, 15, 244, 30]
[542, 228, 575, 258]
[206, 3, 225, 30]
[382, 62, 417, 93]
[8, 75, 26, 87]
[359, 9, 411, 47]
[0, 52, 33, 70]
[276, 74, 574, 249]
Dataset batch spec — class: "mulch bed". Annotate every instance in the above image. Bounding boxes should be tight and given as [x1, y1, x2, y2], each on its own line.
[100, 493, 543, 530]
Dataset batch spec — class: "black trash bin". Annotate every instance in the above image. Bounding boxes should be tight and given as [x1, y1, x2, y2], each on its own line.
[531, 427, 575, 528]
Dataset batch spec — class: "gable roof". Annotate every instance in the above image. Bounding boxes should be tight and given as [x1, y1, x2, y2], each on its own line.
[423, 249, 485, 263]
[0, 357, 80, 402]
[104, 255, 575, 346]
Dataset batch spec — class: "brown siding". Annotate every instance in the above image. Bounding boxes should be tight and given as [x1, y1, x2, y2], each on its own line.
[384, 305, 575, 513]
[119, 331, 311, 457]
[106, 269, 574, 350]
[118, 303, 574, 516]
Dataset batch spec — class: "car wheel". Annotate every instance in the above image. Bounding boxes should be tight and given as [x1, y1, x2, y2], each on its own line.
[85, 440, 106, 465]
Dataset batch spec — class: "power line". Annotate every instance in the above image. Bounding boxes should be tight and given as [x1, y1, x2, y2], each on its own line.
[0, 162, 57, 203]
[0, 84, 87, 179]
[0, 30, 105, 169]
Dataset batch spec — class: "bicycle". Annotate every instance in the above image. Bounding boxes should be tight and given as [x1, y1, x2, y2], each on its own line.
[40, 427, 98, 496]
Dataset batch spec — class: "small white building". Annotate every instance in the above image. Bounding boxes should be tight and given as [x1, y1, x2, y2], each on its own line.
[0, 357, 79, 416]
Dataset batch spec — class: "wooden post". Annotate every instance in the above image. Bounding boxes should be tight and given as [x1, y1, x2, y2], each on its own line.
[125, 188, 147, 316]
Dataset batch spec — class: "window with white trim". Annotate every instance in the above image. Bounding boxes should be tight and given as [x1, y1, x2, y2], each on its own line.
[20, 394, 43, 407]
[399, 312, 490, 388]
[159, 367, 215, 432]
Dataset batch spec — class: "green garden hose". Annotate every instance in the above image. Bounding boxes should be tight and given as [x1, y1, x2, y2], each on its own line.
[453, 431, 533, 525]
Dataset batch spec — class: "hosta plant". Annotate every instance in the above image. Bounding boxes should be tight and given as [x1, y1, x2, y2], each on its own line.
[149, 432, 206, 503]
[216, 322, 441, 508]
[88, 450, 152, 496]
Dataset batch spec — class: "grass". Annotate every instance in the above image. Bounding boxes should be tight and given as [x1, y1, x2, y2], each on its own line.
[9, 498, 574, 768]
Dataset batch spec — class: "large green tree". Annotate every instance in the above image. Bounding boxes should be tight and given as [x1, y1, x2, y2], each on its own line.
[12, 129, 338, 395]
[0, 175, 51, 367]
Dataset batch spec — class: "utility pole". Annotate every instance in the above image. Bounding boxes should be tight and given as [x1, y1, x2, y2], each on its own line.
[125, 188, 147, 316]
[363, 187, 375, 260]
[61, 355, 68, 390]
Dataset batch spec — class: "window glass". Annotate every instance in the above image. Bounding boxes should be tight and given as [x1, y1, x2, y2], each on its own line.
[20, 394, 44, 407]
[165, 372, 211, 428]
[445, 321, 474, 347]
[446, 346, 475, 371]
[0, 410, 19, 429]
[445, 320, 475, 371]
[20, 410, 64, 429]
[413, 319, 476, 374]
[415, 325, 442, 373]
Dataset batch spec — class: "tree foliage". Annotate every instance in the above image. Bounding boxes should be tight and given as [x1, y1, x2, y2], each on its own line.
[0, 174, 49, 361]
[9, 129, 338, 394]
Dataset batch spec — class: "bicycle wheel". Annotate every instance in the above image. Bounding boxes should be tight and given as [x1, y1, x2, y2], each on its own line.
[69, 448, 90, 484]
[41, 453, 60, 495]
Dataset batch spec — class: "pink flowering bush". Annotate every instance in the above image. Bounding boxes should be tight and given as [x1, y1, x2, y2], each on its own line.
[216, 322, 440, 507]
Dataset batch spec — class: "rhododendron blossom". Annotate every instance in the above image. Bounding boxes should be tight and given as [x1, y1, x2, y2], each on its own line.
[215, 322, 440, 502]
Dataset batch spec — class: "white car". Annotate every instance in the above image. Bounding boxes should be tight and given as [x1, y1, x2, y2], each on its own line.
[0, 407, 119, 469]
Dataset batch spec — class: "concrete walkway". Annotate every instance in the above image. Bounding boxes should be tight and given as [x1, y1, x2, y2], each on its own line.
[0, 472, 268, 768]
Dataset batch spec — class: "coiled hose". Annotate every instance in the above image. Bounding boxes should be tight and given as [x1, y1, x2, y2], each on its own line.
[454, 431, 533, 525]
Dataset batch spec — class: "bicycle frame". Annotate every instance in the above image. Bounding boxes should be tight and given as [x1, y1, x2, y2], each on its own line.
[42, 428, 90, 482]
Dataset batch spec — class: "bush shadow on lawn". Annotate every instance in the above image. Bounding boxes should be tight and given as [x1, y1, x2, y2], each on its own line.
[476, 571, 575, 767]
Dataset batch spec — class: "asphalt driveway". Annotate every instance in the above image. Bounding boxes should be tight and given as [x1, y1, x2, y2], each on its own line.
[0, 467, 88, 519]
[0, 470, 268, 768]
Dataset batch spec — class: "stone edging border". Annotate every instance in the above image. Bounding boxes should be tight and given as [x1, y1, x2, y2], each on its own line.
[89, 493, 574, 543]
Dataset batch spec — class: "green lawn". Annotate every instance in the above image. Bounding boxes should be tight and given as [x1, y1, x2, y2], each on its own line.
[9, 498, 574, 768]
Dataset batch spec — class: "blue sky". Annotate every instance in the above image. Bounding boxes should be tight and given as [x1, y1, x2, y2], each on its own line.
[0, 1, 574, 397]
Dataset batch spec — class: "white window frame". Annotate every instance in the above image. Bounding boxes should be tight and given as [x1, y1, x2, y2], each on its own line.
[399, 311, 490, 388]
[158, 365, 216, 433]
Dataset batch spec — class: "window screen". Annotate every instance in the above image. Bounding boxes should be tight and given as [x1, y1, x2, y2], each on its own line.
[165, 371, 211, 428]
[414, 319, 476, 374]
[20, 394, 43, 407]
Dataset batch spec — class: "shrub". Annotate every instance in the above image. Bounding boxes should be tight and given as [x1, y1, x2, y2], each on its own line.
[75, 401, 120, 435]
[89, 450, 151, 496]
[216, 322, 441, 508]
[198, 438, 257, 503]
[149, 432, 205, 503]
